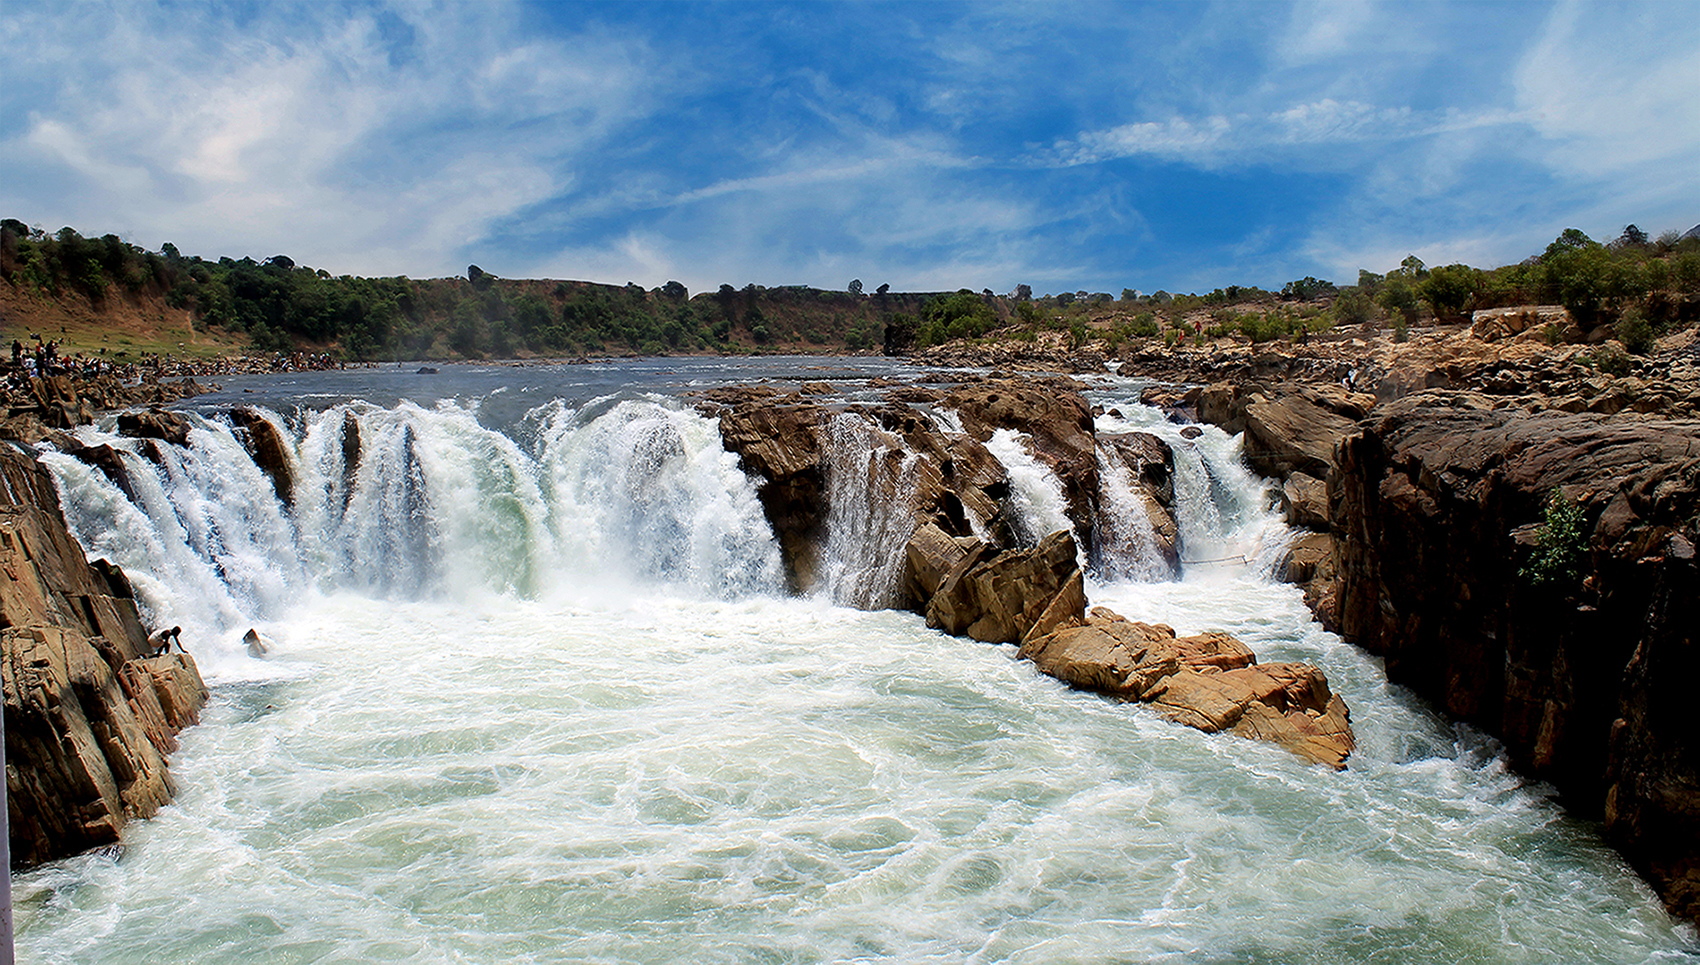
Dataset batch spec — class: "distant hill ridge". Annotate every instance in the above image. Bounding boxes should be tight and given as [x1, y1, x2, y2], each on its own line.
[3, 218, 1698, 361]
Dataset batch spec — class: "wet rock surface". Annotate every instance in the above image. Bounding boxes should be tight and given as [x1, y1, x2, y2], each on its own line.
[706, 375, 1353, 768]
[1019, 607, 1355, 769]
[0, 444, 208, 868]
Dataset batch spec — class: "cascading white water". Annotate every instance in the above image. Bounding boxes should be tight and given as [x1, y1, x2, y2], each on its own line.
[1092, 443, 1173, 582]
[819, 412, 920, 609]
[1093, 404, 1290, 576]
[981, 427, 1072, 546]
[42, 395, 784, 671]
[17, 364, 1699, 964]
[533, 395, 783, 599]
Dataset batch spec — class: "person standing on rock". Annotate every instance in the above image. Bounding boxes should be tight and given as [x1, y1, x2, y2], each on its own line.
[148, 625, 183, 655]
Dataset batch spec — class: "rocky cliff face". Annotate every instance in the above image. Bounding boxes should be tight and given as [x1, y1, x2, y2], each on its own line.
[1327, 392, 1700, 920]
[0, 443, 208, 867]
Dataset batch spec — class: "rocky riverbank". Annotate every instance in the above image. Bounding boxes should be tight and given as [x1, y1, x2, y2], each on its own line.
[1, 443, 208, 867]
[1126, 312, 1700, 923]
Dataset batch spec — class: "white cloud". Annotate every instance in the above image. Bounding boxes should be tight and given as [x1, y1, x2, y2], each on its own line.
[0, 2, 665, 276]
[1050, 98, 1522, 169]
[1514, 2, 1700, 176]
[1278, 0, 1382, 64]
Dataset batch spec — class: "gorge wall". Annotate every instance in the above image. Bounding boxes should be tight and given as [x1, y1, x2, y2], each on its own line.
[1180, 358, 1700, 922]
[0, 442, 208, 868]
[1327, 395, 1700, 920]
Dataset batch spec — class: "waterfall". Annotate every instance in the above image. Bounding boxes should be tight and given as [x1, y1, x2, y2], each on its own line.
[819, 412, 920, 609]
[1092, 443, 1173, 582]
[1093, 404, 1290, 579]
[535, 395, 783, 599]
[980, 427, 1071, 546]
[40, 397, 785, 663]
[22, 366, 1700, 965]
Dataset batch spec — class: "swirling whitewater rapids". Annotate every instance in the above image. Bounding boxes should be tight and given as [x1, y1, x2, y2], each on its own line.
[13, 358, 1698, 964]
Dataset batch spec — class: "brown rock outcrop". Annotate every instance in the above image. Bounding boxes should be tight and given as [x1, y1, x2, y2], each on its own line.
[230, 406, 296, 507]
[1096, 431, 1182, 576]
[1198, 381, 1375, 481]
[0, 443, 208, 867]
[945, 379, 1102, 537]
[712, 389, 1014, 599]
[1328, 390, 1700, 918]
[924, 529, 1085, 644]
[117, 406, 193, 447]
[1018, 607, 1355, 768]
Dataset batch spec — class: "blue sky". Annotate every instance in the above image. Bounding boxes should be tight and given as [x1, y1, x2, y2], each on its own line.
[4, 1, 1697, 297]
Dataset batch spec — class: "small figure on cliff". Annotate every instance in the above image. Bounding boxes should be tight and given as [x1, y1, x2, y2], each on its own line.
[244, 628, 269, 658]
[148, 625, 182, 655]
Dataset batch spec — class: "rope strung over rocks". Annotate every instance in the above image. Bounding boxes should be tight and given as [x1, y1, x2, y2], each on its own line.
[1181, 553, 1249, 565]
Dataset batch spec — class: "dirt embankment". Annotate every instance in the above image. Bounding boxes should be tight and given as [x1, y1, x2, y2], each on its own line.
[0, 280, 248, 363]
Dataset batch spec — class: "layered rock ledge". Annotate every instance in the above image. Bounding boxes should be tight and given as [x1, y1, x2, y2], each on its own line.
[0, 443, 208, 867]
[1322, 393, 1700, 919]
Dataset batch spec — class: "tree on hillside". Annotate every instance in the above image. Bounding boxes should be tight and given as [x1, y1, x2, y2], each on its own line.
[1377, 275, 1419, 325]
[1417, 264, 1484, 320]
[1280, 276, 1335, 300]
[883, 312, 917, 355]
[848, 279, 863, 296]
[876, 282, 890, 296]
[1012, 283, 1032, 301]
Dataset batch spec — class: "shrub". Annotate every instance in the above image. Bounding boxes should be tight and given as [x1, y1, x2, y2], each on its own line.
[1520, 493, 1588, 590]
[1583, 343, 1631, 376]
[1332, 288, 1375, 327]
[1616, 309, 1656, 355]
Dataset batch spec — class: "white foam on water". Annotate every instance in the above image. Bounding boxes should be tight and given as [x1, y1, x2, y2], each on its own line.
[982, 427, 1073, 547]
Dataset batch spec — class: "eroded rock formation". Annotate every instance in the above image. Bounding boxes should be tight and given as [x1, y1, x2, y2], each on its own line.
[1324, 391, 1700, 919]
[1019, 607, 1354, 769]
[708, 376, 1352, 768]
[0, 444, 208, 867]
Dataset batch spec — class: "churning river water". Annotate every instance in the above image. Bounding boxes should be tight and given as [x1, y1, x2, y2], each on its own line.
[14, 357, 1698, 963]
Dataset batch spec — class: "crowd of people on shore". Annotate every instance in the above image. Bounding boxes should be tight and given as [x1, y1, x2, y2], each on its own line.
[4, 333, 376, 387]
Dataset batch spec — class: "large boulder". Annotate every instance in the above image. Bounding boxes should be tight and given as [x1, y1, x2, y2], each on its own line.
[1470, 305, 1571, 343]
[925, 529, 1084, 644]
[1197, 381, 1375, 481]
[1018, 607, 1355, 769]
[116, 407, 192, 447]
[230, 407, 296, 507]
[945, 379, 1101, 536]
[714, 395, 831, 592]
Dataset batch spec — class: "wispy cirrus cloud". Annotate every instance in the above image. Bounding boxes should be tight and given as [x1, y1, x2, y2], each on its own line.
[1044, 99, 1524, 169]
